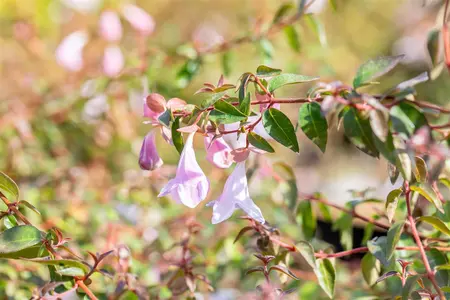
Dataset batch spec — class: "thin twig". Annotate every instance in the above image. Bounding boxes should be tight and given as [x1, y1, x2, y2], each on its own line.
[0, 192, 31, 225]
[76, 280, 98, 300]
[404, 181, 445, 300]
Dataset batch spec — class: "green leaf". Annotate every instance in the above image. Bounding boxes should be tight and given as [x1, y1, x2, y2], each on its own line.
[233, 226, 254, 244]
[413, 156, 428, 183]
[0, 225, 43, 255]
[171, 117, 184, 155]
[214, 100, 246, 117]
[427, 28, 441, 67]
[385, 188, 402, 223]
[245, 266, 265, 275]
[239, 92, 251, 116]
[209, 111, 246, 124]
[273, 162, 298, 210]
[247, 132, 274, 153]
[256, 65, 282, 77]
[353, 55, 404, 89]
[19, 200, 41, 215]
[158, 109, 173, 128]
[315, 258, 335, 299]
[362, 222, 375, 245]
[390, 102, 428, 138]
[262, 108, 299, 152]
[373, 131, 396, 165]
[392, 135, 412, 181]
[417, 216, 450, 236]
[176, 59, 201, 88]
[296, 201, 316, 240]
[201, 91, 228, 109]
[238, 73, 252, 101]
[332, 213, 353, 251]
[0, 171, 19, 200]
[386, 221, 404, 260]
[305, 14, 327, 47]
[56, 267, 85, 277]
[369, 109, 388, 142]
[410, 184, 444, 213]
[284, 25, 301, 52]
[388, 163, 400, 184]
[298, 102, 328, 152]
[268, 74, 319, 92]
[367, 236, 390, 266]
[273, 3, 294, 24]
[269, 265, 299, 280]
[259, 39, 274, 63]
[23, 258, 90, 275]
[295, 241, 316, 269]
[361, 252, 381, 286]
[222, 51, 233, 77]
[376, 271, 399, 284]
[402, 275, 419, 299]
[318, 202, 332, 222]
[343, 108, 379, 157]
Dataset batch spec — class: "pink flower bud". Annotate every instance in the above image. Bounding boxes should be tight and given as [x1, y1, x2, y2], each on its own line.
[158, 132, 210, 207]
[204, 135, 233, 168]
[144, 93, 166, 121]
[207, 162, 265, 224]
[103, 45, 124, 77]
[122, 4, 155, 36]
[55, 30, 89, 72]
[139, 130, 163, 171]
[99, 11, 123, 42]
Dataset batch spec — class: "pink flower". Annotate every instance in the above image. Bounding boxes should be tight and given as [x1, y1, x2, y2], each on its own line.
[208, 162, 265, 224]
[204, 135, 233, 169]
[143, 93, 166, 121]
[103, 45, 124, 77]
[122, 4, 155, 36]
[99, 11, 123, 42]
[55, 30, 89, 71]
[139, 130, 163, 171]
[158, 132, 209, 208]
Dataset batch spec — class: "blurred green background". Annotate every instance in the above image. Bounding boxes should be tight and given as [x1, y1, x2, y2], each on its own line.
[0, 0, 450, 298]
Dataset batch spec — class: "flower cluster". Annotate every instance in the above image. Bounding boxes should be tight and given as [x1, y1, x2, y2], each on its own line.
[56, 3, 155, 76]
[139, 93, 267, 224]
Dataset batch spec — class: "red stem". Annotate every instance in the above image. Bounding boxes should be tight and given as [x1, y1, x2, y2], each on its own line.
[404, 182, 444, 299]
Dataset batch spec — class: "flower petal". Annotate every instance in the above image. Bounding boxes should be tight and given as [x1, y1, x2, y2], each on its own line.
[122, 4, 155, 36]
[99, 10, 123, 42]
[103, 45, 124, 77]
[55, 30, 89, 72]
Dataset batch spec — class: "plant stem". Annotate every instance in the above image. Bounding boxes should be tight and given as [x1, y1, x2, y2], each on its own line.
[77, 280, 98, 300]
[314, 246, 450, 259]
[404, 181, 445, 300]
[0, 192, 31, 225]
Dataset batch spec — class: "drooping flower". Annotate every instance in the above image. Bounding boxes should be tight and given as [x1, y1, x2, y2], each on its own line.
[122, 4, 155, 36]
[139, 130, 163, 171]
[103, 45, 124, 77]
[208, 162, 265, 224]
[99, 10, 123, 42]
[55, 30, 89, 71]
[204, 135, 233, 169]
[158, 132, 209, 208]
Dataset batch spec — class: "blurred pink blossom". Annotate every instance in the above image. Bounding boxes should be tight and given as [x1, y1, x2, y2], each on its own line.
[103, 45, 124, 77]
[208, 162, 264, 224]
[158, 132, 209, 207]
[99, 11, 123, 42]
[139, 130, 163, 171]
[122, 4, 155, 36]
[55, 30, 89, 71]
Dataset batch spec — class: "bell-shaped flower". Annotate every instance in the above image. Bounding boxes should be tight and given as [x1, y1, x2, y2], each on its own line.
[158, 132, 209, 208]
[208, 162, 265, 224]
[139, 130, 163, 171]
[103, 45, 124, 77]
[204, 135, 233, 169]
[55, 30, 89, 71]
[99, 10, 123, 42]
[122, 4, 155, 36]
